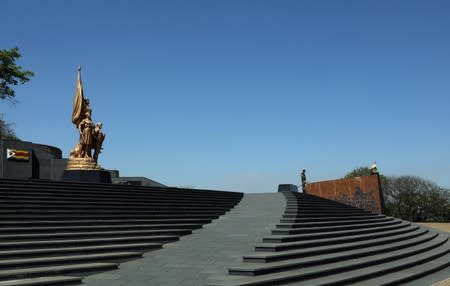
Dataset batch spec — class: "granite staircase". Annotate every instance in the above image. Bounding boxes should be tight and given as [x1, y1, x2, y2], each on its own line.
[0, 178, 243, 286]
[209, 191, 450, 286]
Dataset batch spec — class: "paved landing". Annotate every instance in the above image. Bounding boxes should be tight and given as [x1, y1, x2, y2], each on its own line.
[433, 277, 450, 286]
[418, 223, 450, 233]
[83, 192, 286, 286]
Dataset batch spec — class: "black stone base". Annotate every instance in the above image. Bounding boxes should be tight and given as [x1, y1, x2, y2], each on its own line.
[278, 184, 298, 192]
[62, 169, 112, 184]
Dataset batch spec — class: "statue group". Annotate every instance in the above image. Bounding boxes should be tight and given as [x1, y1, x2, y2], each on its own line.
[67, 67, 105, 170]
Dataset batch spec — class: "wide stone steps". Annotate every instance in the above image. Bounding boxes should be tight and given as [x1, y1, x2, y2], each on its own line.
[0, 187, 238, 200]
[0, 178, 243, 286]
[0, 229, 193, 241]
[0, 218, 211, 227]
[0, 214, 221, 220]
[285, 204, 368, 210]
[0, 193, 238, 205]
[286, 201, 362, 206]
[0, 209, 227, 215]
[0, 204, 232, 211]
[282, 212, 369, 218]
[284, 209, 370, 215]
[0, 235, 179, 249]
[351, 251, 450, 286]
[0, 187, 235, 196]
[0, 243, 162, 259]
[0, 263, 118, 281]
[0, 223, 202, 233]
[279, 214, 384, 223]
[0, 195, 237, 205]
[286, 202, 358, 206]
[0, 200, 236, 207]
[260, 224, 420, 247]
[245, 228, 431, 262]
[283, 211, 371, 216]
[209, 191, 450, 286]
[285, 239, 450, 286]
[214, 238, 450, 286]
[0, 252, 142, 269]
[0, 212, 226, 219]
[229, 232, 443, 275]
[285, 204, 367, 210]
[255, 228, 427, 253]
[284, 207, 370, 212]
[276, 217, 392, 227]
[271, 220, 402, 235]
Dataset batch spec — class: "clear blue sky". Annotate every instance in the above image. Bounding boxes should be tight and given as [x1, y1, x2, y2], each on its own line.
[2, 0, 449, 192]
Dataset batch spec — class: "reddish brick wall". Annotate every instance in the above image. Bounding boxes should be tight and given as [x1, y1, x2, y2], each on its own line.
[305, 175, 382, 214]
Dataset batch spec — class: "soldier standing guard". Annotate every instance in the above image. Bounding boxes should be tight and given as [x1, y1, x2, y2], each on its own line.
[301, 168, 307, 192]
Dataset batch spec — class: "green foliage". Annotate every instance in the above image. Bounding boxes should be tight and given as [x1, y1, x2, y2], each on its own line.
[0, 47, 34, 101]
[344, 167, 372, 178]
[383, 176, 450, 222]
[344, 166, 387, 182]
[0, 114, 18, 140]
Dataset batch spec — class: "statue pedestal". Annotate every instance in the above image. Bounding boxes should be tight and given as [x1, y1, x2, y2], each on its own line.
[278, 184, 299, 192]
[62, 169, 111, 184]
[63, 158, 111, 184]
[65, 157, 100, 170]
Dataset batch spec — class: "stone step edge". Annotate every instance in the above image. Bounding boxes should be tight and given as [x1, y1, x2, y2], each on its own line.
[0, 262, 118, 280]
[275, 217, 394, 228]
[0, 219, 212, 226]
[0, 252, 142, 269]
[0, 276, 81, 286]
[0, 235, 179, 248]
[0, 242, 162, 258]
[0, 223, 203, 232]
[271, 220, 403, 235]
[0, 228, 192, 240]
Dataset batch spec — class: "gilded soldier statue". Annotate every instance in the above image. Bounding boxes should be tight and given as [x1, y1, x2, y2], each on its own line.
[93, 122, 105, 163]
[66, 67, 106, 170]
[78, 111, 94, 158]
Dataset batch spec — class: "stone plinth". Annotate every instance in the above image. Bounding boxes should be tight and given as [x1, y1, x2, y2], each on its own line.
[278, 184, 298, 192]
[62, 169, 111, 184]
[65, 157, 100, 170]
[63, 157, 111, 183]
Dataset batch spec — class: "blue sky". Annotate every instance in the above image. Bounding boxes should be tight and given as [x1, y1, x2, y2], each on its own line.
[1, 0, 449, 192]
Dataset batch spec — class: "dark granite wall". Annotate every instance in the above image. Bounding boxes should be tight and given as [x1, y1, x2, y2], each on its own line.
[0, 140, 33, 179]
[0, 140, 67, 180]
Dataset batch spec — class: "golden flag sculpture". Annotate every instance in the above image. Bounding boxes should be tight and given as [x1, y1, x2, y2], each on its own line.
[72, 66, 85, 127]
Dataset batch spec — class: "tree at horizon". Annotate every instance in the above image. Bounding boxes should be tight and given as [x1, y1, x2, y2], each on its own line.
[0, 47, 34, 140]
[0, 47, 34, 102]
[345, 167, 450, 222]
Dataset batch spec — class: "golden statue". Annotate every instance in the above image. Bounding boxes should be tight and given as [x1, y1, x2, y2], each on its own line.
[66, 67, 106, 170]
